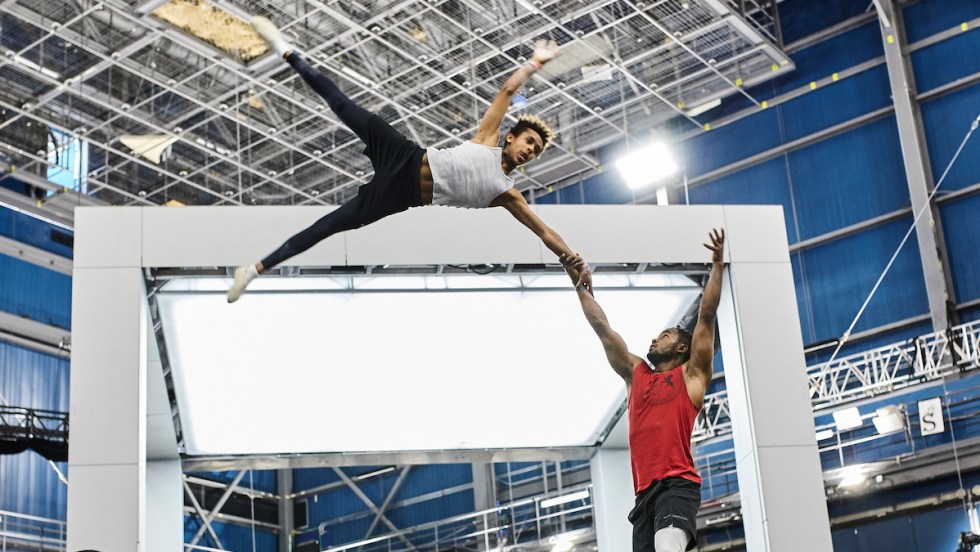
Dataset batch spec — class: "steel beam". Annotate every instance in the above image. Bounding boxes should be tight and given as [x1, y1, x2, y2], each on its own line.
[332, 467, 418, 551]
[277, 469, 294, 552]
[183, 480, 225, 550]
[876, 0, 956, 331]
[361, 466, 412, 543]
[187, 470, 247, 548]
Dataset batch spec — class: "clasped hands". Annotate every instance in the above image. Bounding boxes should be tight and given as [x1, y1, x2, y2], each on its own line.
[559, 252, 592, 291]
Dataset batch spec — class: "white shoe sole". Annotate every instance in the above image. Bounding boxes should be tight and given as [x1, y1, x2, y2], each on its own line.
[250, 16, 282, 45]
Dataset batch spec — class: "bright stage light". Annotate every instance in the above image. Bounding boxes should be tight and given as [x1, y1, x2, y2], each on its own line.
[814, 429, 835, 441]
[615, 142, 678, 189]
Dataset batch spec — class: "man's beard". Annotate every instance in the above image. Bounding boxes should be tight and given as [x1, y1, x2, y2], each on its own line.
[647, 350, 673, 364]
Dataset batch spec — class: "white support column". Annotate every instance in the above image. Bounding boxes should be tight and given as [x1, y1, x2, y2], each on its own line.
[590, 447, 633, 552]
[717, 207, 833, 551]
[68, 207, 182, 551]
[146, 459, 183, 552]
[877, 0, 956, 330]
[68, 206, 147, 550]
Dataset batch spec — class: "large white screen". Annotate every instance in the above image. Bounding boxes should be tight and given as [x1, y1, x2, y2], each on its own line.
[158, 280, 698, 455]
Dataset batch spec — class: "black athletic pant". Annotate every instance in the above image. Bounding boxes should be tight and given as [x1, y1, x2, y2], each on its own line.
[261, 54, 423, 270]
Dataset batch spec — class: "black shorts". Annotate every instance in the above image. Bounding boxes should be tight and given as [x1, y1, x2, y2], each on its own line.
[628, 477, 701, 551]
[353, 115, 425, 227]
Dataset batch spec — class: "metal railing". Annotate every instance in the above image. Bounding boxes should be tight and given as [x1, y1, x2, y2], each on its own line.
[693, 319, 980, 441]
[0, 510, 65, 552]
[315, 485, 594, 552]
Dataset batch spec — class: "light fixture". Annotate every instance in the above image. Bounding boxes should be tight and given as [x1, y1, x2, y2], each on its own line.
[341, 66, 376, 88]
[832, 406, 863, 431]
[872, 404, 905, 435]
[615, 142, 678, 189]
[838, 465, 868, 489]
[540, 489, 590, 508]
[815, 429, 835, 441]
[683, 97, 722, 117]
[9, 52, 60, 79]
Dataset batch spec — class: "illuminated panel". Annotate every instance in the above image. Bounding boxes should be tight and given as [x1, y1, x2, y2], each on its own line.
[157, 278, 698, 455]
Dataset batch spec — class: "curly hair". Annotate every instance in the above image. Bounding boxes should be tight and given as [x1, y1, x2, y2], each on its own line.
[506, 114, 555, 151]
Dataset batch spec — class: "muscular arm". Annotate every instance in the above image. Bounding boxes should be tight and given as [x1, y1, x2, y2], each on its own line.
[686, 229, 725, 406]
[490, 188, 573, 258]
[472, 40, 557, 147]
[572, 282, 644, 384]
[471, 65, 537, 147]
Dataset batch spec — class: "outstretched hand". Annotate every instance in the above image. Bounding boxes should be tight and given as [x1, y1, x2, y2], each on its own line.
[532, 39, 560, 65]
[560, 253, 593, 291]
[703, 228, 725, 264]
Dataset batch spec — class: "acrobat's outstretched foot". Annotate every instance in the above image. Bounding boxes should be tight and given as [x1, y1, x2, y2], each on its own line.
[250, 16, 291, 58]
[227, 264, 259, 303]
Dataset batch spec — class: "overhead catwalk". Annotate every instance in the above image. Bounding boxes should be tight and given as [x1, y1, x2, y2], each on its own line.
[228, 17, 590, 302]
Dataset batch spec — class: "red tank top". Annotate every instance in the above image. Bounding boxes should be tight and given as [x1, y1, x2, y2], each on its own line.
[628, 363, 702, 494]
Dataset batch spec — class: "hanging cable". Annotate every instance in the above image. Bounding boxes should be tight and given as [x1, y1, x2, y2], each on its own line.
[821, 111, 980, 370]
[941, 377, 972, 526]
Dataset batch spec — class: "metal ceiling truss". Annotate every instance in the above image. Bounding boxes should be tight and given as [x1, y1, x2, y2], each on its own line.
[0, 0, 791, 207]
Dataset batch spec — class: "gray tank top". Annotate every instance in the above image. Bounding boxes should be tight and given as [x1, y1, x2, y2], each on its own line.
[427, 141, 515, 209]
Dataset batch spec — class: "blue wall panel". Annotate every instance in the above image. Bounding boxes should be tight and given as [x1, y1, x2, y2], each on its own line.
[0, 341, 69, 520]
[787, 117, 909, 241]
[940, 194, 980, 304]
[920, 83, 980, 192]
[580, 169, 633, 205]
[777, 67, 893, 142]
[904, 0, 980, 42]
[0, 207, 73, 259]
[688, 157, 796, 239]
[831, 506, 967, 552]
[911, 31, 980, 93]
[0, 255, 71, 329]
[793, 217, 929, 342]
[777, 23, 884, 93]
[681, 109, 783, 178]
[778, 0, 871, 45]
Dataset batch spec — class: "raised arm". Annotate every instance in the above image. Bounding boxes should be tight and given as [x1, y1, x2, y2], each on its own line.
[472, 40, 559, 147]
[562, 258, 643, 385]
[685, 229, 725, 404]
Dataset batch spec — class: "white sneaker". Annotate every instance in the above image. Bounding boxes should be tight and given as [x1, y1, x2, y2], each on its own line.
[250, 16, 291, 57]
[227, 264, 258, 303]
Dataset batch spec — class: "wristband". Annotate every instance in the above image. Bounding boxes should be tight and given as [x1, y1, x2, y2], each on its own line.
[526, 59, 543, 72]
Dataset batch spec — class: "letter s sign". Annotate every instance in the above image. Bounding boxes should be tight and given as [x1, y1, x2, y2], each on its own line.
[918, 397, 945, 437]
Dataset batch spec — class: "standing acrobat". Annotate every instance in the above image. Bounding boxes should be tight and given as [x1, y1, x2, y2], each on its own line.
[561, 229, 725, 552]
[228, 17, 589, 302]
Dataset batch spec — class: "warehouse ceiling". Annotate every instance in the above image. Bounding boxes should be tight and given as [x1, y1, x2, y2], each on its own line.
[0, 0, 791, 208]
